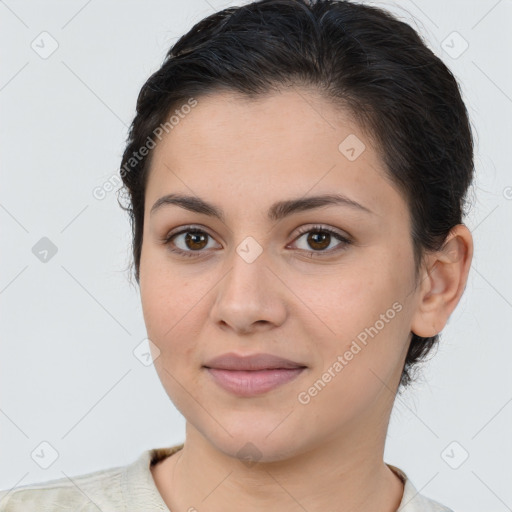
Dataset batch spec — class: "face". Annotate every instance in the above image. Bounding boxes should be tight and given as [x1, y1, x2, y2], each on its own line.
[139, 89, 422, 462]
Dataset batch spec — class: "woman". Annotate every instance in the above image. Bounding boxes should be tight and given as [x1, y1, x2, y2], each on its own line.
[0, 0, 474, 510]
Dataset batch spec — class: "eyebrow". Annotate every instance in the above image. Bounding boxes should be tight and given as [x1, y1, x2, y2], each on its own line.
[150, 192, 374, 222]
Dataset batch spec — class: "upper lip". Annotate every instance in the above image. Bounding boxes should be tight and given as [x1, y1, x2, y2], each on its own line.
[203, 352, 307, 371]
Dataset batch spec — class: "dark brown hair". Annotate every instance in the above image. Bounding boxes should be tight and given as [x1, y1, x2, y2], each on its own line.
[117, 0, 475, 388]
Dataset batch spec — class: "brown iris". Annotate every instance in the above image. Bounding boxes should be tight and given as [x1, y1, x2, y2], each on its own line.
[185, 231, 208, 250]
[307, 231, 330, 251]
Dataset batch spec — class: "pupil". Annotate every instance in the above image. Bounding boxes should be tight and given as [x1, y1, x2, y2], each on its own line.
[309, 231, 329, 250]
[186, 232, 207, 250]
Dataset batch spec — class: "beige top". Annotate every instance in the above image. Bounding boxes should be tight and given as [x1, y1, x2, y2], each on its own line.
[0, 444, 453, 511]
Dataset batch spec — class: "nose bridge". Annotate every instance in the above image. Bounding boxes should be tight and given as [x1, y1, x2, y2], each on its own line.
[210, 234, 286, 331]
[223, 234, 270, 303]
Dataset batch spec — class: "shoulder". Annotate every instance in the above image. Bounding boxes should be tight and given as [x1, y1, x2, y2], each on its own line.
[388, 464, 455, 512]
[0, 462, 126, 512]
[404, 491, 455, 512]
[0, 445, 183, 512]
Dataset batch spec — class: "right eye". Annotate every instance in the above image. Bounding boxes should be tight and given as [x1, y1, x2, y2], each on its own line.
[162, 226, 221, 258]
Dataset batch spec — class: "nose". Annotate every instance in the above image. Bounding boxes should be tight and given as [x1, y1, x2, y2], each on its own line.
[209, 244, 288, 335]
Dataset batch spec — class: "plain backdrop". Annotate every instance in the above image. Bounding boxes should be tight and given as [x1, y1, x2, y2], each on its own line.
[1, 1, 511, 510]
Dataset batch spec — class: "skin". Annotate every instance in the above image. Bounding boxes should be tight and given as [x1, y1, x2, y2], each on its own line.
[139, 88, 473, 512]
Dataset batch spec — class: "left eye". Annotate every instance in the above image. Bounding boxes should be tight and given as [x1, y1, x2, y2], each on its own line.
[290, 226, 352, 255]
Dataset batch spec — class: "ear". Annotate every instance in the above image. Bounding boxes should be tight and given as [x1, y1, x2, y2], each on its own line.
[410, 224, 473, 338]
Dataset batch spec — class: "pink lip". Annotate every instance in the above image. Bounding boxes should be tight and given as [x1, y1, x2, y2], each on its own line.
[203, 352, 307, 397]
[205, 368, 305, 396]
[203, 352, 306, 371]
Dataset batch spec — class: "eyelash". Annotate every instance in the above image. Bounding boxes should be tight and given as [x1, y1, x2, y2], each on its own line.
[161, 224, 352, 259]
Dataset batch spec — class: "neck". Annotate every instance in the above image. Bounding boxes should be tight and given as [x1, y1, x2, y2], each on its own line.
[152, 403, 404, 512]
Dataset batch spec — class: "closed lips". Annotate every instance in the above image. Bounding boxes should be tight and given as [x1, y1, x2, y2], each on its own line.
[203, 352, 307, 371]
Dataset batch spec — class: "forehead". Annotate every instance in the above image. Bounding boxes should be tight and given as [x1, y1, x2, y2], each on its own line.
[152, 88, 367, 165]
[145, 89, 403, 220]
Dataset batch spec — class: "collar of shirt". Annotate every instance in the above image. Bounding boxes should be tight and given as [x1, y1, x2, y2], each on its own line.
[121, 444, 453, 512]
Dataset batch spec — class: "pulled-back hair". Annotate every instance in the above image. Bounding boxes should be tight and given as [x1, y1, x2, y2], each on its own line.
[118, 0, 475, 388]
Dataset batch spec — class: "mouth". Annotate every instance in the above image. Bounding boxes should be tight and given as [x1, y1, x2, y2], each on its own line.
[203, 352, 307, 397]
[204, 367, 306, 396]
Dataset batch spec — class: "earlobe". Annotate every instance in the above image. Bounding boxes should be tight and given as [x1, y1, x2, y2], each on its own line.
[410, 224, 473, 338]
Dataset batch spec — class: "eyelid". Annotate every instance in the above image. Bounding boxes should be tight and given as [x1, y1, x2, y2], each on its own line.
[291, 224, 351, 242]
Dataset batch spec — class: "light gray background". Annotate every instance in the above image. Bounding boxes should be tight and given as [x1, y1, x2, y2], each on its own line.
[1, 0, 511, 510]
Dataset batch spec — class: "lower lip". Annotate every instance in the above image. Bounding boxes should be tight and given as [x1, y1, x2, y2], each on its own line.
[205, 367, 305, 396]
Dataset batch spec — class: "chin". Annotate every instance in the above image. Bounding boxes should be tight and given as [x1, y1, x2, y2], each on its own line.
[196, 420, 313, 465]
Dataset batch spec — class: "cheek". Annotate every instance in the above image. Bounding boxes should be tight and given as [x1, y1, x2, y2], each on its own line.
[139, 248, 218, 372]
[297, 280, 409, 426]
[140, 250, 193, 348]
[139, 260, 206, 408]
[141, 285, 200, 350]
[306, 253, 413, 374]
[304, 266, 393, 334]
